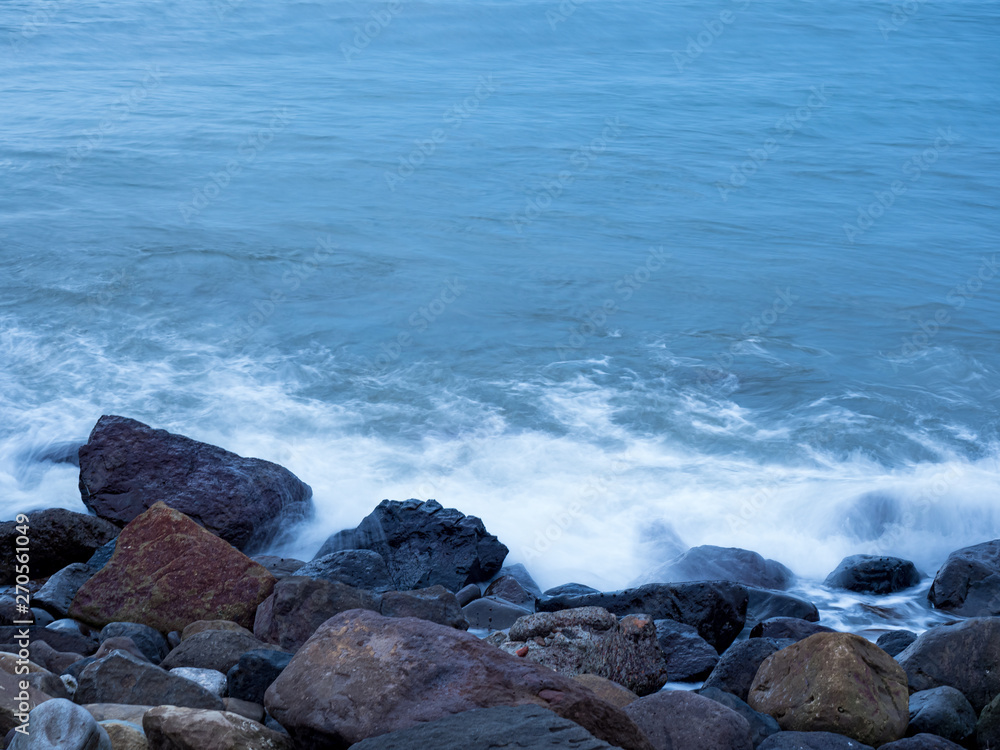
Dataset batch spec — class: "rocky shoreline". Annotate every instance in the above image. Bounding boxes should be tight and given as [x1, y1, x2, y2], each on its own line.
[1, 415, 1000, 749]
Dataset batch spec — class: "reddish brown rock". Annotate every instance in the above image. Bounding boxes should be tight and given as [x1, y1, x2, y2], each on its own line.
[264, 609, 654, 750]
[69, 503, 276, 632]
[748, 632, 908, 746]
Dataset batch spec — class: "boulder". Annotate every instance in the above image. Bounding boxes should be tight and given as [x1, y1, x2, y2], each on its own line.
[697, 686, 781, 748]
[905, 687, 975, 744]
[33, 564, 97, 619]
[69, 503, 276, 632]
[499, 608, 668, 695]
[99, 624, 168, 665]
[379, 586, 469, 629]
[8, 698, 111, 750]
[880, 737, 965, 750]
[747, 632, 908, 746]
[161, 630, 276, 674]
[462, 596, 532, 630]
[77, 415, 312, 551]
[168, 668, 227, 697]
[75, 650, 225, 710]
[571, 674, 639, 709]
[824, 555, 920, 594]
[0, 509, 118, 584]
[142, 706, 293, 750]
[876, 630, 917, 658]
[296, 550, 393, 592]
[927, 539, 1000, 616]
[250, 556, 305, 580]
[350, 704, 619, 750]
[654, 619, 718, 681]
[263, 609, 654, 750]
[538, 581, 748, 652]
[252, 577, 379, 652]
[702, 638, 787, 701]
[317, 499, 508, 591]
[98, 720, 147, 750]
[226, 650, 293, 705]
[749, 617, 835, 642]
[757, 731, 874, 749]
[624, 690, 753, 750]
[977, 692, 1000, 750]
[895, 617, 1000, 711]
[746, 588, 819, 627]
[637, 546, 794, 590]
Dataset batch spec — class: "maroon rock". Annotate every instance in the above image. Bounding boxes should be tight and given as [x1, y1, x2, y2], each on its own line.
[78, 415, 312, 551]
[264, 609, 654, 750]
[69, 503, 276, 633]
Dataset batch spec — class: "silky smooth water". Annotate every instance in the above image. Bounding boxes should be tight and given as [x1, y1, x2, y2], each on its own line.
[2, 0, 999, 602]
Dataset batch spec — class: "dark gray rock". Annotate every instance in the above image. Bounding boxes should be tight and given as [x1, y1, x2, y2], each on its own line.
[977, 692, 1000, 750]
[484, 576, 536, 608]
[33, 564, 96, 618]
[654, 619, 718, 681]
[0, 625, 97, 656]
[493, 564, 542, 597]
[350, 704, 618, 750]
[463, 596, 532, 631]
[99, 622, 169, 665]
[624, 690, 752, 750]
[636, 546, 794, 591]
[702, 638, 786, 702]
[824, 555, 920, 594]
[749, 617, 835, 642]
[75, 649, 225, 709]
[928, 539, 1000, 616]
[227, 649, 294, 705]
[455, 583, 481, 607]
[380, 585, 469, 629]
[906, 687, 975, 745]
[250, 556, 306, 579]
[879, 735, 965, 750]
[895, 617, 1000, 711]
[315, 498, 508, 591]
[697, 686, 781, 748]
[758, 731, 874, 749]
[876, 630, 917, 658]
[296, 550, 393, 592]
[7, 698, 111, 750]
[161, 629, 278, 674]
[746, 588, 819, 627]
[85, 539, 116, 571]
[77, 415, 313, 551]
[0, 509, 118, 584]
[538, 581, 748, 652]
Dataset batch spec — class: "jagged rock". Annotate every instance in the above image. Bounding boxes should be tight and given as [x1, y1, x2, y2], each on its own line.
[654, 619, 718, 681]
[380, 586, 469, 629]
[927, 540, 1000, 616]
[500, 608, 667, 696]
[876, 630, 917, 658]
[99, 624, 168, 665]
[78, 415, 312, 551]
[227, 650, 293, 705]
[0, 509, 118, 584]
[315, 499, 507, 591]
[161, 630, 276, 674]
[637, 546, 794, 590]
[538, 581, 748, 652]
[624, 690, 753, 750]
[747, 632, 908, 746]
[70, 503, 276, 632]
[895, 617, 1000, 712]
[263, 609, 653, 750]
[75, 650, 225, 710]
[824, 555, 920, 594]
[296, 550, 393, 592]
[8, 698, 111, 750]
[252, 576, 379, 652]
[906, 686, 975, 745]
[142, 706, 293, 750]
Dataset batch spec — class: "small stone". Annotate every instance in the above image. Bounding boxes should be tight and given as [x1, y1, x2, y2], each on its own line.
[455, 584, 481, 606]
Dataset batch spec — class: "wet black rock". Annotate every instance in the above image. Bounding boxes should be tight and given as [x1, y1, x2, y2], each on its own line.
[906, 686, 976, 745]
[824, 555, 920, 595]
[701, 638, 787, 702]
[749, 617, 835, 642]
[876, 630, 917, 658]
[297, 550, 393, 592]
[745, 588, 819, 628]
[653, 619, 719, 682]
[927, 539, 1000, 616]
[636, 546, 794, 591]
